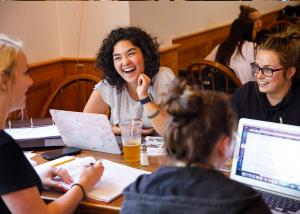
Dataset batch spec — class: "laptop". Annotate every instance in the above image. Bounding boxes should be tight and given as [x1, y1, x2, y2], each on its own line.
[230, 118, 300, 214]
[49, 109, 121, 154]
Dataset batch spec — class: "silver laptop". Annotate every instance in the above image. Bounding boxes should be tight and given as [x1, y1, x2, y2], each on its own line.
[230, 118, 300, 214]
[50, 109, 121, 154]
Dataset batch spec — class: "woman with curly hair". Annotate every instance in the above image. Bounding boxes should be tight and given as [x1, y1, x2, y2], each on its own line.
[84, 27, 175, 136]
[121, 80, 270, 214]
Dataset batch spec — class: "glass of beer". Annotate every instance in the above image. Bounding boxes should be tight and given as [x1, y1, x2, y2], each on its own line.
[119, 119, 142, 162]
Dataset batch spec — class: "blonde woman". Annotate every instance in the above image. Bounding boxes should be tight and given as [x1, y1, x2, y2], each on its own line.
[0, 35, 104, 213]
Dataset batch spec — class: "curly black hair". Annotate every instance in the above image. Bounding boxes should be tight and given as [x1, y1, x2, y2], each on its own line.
[96, 26, 160, 92]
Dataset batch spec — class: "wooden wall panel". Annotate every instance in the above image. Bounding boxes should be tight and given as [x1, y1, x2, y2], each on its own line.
[159, 44, 180, 75]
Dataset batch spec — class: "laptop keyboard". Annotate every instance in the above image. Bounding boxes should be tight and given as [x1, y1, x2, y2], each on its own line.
[260, 190, 300, 213]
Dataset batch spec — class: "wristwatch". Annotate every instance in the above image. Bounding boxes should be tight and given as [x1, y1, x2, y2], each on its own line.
[140, 94, 153, 105]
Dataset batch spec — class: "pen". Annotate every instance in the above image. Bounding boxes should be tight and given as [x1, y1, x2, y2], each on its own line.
[8, 120, 11, 129]
[52, 157, 76, 167]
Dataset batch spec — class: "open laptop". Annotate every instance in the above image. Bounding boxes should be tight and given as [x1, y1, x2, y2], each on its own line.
[230, 118, 300, 214]
[49, 109, 121, 154]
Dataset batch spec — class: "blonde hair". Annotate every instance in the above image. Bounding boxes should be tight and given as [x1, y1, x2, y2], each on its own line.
[0, 34, 23, 77]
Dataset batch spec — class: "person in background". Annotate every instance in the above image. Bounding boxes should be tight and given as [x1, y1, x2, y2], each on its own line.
[206, 18, 257, 84]
[231, 26, 300, 125]
[0, 34, 104, 214]
[121, 80, 270, 214]
[238, 5, 269, 45]
[84, 27, 175, 136]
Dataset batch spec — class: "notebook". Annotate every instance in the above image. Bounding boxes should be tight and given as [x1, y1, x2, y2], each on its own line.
[34, 156, 150, 202]
[230, 118, 300, 214]
[49, 109, 121, 154]
[5, 125, 64, 149]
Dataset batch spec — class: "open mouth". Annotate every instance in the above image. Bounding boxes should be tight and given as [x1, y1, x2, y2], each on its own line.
[123, 67, 135, 74]
[257, 81, 269, 87]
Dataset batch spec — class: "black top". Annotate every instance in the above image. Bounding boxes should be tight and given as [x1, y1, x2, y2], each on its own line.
[231, 80, 300, 125]
[0, 130, 43, 214]
[121, 166, 270, 214]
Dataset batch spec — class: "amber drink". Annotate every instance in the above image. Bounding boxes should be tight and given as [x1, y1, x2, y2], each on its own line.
[120, 119, 142, 162]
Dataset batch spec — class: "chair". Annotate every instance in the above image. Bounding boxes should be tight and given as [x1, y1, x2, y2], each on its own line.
[40, 74, 101, 118]
[186, 60, 242, 94]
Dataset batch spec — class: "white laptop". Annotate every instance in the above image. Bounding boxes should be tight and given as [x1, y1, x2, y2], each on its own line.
[230, 118, 300, 214]
[49, 109, 121, 154]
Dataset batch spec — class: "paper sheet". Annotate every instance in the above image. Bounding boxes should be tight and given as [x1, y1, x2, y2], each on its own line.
[5, 125, 60, 140]
[35, 157, 150, 202]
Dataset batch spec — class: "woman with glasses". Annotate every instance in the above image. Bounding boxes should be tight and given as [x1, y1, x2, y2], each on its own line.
[231, 26, 300, 125]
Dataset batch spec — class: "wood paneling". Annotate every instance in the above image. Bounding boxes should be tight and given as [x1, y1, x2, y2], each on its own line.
[172, 10, 280, 70]
[159, 44, 180, 76]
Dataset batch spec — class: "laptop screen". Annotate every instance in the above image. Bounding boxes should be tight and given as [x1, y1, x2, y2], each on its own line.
[233, 122, 300, 193]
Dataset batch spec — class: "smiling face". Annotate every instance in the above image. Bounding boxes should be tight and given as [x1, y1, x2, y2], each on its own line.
[113, 40, 145, 85]
[8, 51, 33, 112]
[255, 50, 294, 96]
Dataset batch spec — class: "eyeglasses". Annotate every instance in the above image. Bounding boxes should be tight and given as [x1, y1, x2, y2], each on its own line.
[251, 62, 285, 77]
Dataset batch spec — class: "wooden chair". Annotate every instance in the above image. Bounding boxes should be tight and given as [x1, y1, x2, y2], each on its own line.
[40, 74, 101, 118]
[186, 60, 242, 94]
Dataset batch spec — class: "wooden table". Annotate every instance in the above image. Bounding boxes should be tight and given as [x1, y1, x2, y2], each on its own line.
[32, 149, 169, 214]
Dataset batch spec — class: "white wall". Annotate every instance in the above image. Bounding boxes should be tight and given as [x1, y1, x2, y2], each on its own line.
[0, 2, 61, 63]
[0, 1, 130, 63]
[56, 2, 130, 58]
[0, 1, 297, 63]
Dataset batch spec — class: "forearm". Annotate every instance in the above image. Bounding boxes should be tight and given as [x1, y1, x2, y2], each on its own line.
[142, 102, 169, 136]
[47, 186, 84, 214]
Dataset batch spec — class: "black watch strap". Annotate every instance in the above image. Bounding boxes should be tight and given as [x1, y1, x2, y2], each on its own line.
[140, 94, 153, 105]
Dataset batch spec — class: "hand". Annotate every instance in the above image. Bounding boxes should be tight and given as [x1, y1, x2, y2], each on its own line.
[78, 161, 104, 193]
[141, 128, 155, 135]
[137, 73, 151, 100]
[39, 167, 73, 190]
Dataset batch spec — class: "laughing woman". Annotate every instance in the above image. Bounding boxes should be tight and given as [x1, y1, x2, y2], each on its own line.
[84, 27, 175, 136]
[231, 26, 300, 125]
[0, 35, 104, 213]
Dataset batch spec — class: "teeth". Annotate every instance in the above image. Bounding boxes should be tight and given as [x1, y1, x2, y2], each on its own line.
[123, 67, 135, 72]
[258, 81, 268, 86]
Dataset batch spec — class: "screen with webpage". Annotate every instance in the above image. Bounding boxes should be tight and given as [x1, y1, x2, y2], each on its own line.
[236, 125, 300, 191]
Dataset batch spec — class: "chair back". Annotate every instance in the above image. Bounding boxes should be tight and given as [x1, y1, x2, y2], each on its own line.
[40, 74, 100, 118]
[186, 60, 242, 94]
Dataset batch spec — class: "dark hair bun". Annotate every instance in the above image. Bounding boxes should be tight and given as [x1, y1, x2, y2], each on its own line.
[162, 80, 205, 119]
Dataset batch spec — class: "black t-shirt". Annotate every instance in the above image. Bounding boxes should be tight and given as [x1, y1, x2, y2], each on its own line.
[0, 130, 43, 213]
[231, 80, 300, 126]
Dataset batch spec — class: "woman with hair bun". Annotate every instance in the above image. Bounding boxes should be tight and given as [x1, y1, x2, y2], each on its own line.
[121, 80, 270, 214]
[206, 18, 257, 84]
[232, 26, 300, 125]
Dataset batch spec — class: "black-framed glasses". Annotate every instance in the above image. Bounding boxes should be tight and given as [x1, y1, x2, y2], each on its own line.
[251, 62, 285, 77]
